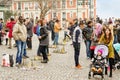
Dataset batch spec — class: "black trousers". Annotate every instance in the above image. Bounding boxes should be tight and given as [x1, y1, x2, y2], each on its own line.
[26, 37, 32, 49]
[40, 45, 48, 60]
[73, 42, 80, 66]
[90, 49, 94, 59]
[46, 45, 49, 54]
[51, 31, 55, 41]
[105, 58, 114, 76]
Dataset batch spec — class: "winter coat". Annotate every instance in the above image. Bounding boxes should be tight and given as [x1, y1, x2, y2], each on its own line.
[6, 21, 16, 38]
[82, 26, 93, 40]
[39, 27, 49, 46]
[26, 22, 33, 37]
[12, 21, 27, 42]
[99, 34, 114, 59]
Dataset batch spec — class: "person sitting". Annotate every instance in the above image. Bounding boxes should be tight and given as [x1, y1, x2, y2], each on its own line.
[91, 49, 106, 73]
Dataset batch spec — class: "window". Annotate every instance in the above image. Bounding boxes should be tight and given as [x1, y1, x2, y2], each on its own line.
[53, 12, 56, 18]
[70, 11, 72, 18]
[24, 2, 29, 10]
[35, 3, 39, 10]
[70, 0, 73, 6]
[62, 12, 66, 20]
[18, 2, 21, 10]
[62, 0, 65, 8]
[29, 2, 33, 7]
[53, 2, 56, 8]
[25, 13, 29, 18]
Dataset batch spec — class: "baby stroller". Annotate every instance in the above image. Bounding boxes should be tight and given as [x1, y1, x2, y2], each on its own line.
[113, 43, 120, 69]
[88, 45, 108, 79]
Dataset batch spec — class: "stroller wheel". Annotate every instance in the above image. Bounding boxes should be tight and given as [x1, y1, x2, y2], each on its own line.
[88, 76, 91, 79]
[92, 74, 94, 77]
[88, 73, 91, 79]
[101, 75, 104, 79]
[117, 66, 120, 69]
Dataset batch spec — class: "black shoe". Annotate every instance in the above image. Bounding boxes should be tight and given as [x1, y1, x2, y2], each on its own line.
[41, 60, 48, 63]
[109, 74, 112, 77]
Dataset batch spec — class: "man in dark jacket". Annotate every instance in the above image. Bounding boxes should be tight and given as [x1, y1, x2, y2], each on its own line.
[82, 21, 93, 59]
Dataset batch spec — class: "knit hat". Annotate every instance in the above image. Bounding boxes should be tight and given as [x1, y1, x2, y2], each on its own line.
[97, 49, 103, 55]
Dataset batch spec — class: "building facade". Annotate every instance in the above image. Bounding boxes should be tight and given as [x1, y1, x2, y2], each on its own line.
[12, 0, 96, 22]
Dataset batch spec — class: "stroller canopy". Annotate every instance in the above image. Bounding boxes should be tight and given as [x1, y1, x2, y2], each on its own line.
[113, 43, 120, 54]
[94, 45, 108, 57]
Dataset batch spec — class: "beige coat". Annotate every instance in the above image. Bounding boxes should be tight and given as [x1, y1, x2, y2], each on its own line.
[12, 22, 27, 42]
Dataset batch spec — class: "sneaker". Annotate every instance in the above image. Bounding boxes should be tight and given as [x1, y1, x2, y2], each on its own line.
[76, 64, 82, 69]
[15, 63, 20, 68]
[41, 60, 48, 63]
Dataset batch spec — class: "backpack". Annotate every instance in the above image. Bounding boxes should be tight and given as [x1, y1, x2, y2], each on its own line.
[33, 24, 38, 34]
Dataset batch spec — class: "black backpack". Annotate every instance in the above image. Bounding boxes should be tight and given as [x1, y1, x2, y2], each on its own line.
[9, 55, 14, 67]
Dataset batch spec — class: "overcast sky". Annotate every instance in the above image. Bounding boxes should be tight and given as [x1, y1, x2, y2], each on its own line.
[97, 0, 120, 19]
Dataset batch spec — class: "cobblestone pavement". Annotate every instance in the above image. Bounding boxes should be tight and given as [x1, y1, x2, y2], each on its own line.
[0, 31, 120, 80]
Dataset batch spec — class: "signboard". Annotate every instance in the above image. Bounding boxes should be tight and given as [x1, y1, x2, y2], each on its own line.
[0, 12, 3, 19]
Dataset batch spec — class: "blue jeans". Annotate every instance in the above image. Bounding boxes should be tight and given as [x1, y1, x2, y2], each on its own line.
[53, 33, 59, 45]
[85, 40, 91, 58]
[23, 42, 27, 56]
[16, 40, 26, 64]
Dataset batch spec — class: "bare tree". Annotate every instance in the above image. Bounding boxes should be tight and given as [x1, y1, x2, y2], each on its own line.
[0, 0, 12, 7]
[33, 0, 59, 18]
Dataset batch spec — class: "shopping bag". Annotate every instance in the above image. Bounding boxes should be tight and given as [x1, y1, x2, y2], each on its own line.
[1, 54, 10, 67]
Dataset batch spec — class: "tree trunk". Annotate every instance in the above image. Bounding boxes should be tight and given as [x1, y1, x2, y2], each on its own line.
[40, 13, 46, 19]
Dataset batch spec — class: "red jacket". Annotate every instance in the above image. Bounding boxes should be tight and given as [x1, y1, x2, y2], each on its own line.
[6, 21, 16, 38]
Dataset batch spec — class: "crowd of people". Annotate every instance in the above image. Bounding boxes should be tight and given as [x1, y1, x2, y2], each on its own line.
[0, 15, 120, 78]
[71, 17, 120, 78]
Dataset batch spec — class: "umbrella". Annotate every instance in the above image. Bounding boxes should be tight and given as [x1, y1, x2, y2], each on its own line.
[113, 43, 120, 54]
[94, 45, 108, 57]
